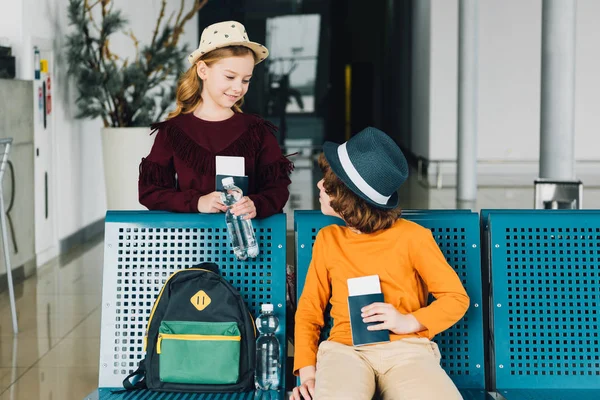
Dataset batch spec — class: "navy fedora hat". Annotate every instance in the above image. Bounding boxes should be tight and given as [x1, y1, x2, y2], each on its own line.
[322, 127, 409, 209]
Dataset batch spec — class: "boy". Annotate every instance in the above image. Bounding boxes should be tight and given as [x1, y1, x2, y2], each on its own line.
[291, 127, 469, 400]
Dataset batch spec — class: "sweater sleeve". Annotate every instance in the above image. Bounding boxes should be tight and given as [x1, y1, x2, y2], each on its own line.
[247, 121, 293, 219]
[138, 127, 202, 213]
[410, 230, 470, 338]
[293, 231, 330, 375]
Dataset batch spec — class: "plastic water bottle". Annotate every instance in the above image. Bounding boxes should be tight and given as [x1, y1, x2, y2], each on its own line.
[255, 304, 280, 390]
[221, 177, 259, 260]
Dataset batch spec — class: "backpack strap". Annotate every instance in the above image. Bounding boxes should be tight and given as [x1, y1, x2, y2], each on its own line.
[121, 359, 148, 391]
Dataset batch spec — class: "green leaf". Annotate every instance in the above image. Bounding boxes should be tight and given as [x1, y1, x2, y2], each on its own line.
[65, 0, 196, 127]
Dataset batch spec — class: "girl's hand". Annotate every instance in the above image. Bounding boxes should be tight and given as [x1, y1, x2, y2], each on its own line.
[290, 378, 315, 400]
[197, 192, 228, 213]
[230, 196, 257, 220]
[361, 302, 425, 335]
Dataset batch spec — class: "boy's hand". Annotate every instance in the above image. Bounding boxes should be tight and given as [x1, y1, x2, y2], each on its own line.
[361, 302, 425, 335]
[290, 378, 315, 400]
[290, 366, 316, 400]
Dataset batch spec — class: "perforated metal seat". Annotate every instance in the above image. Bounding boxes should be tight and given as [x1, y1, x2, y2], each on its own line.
[85, 211, 287, 400]
[294, 210, 489, 398]
[487, 210, 600, 400]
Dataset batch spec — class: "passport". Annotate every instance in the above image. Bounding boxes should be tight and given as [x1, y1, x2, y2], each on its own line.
[215, 156, 248, 194]
[347, 292, 390, 346]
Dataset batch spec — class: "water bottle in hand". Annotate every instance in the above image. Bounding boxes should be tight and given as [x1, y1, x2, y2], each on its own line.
[221, 177, 259, 260]
[255, 304, 280, 390]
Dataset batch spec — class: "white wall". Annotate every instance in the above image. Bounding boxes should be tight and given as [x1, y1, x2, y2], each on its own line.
[429, 0, 458, 161]
[478, 0, 541, 161]
[0, 1, 24, 74]
[574, 0, 600, 161]
[1, 0, 198, 243]
[411, 0, 431, 159]
[413, 0, 600, 178]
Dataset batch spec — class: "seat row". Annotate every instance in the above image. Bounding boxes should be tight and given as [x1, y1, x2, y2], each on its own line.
[87, 209, 600, 400]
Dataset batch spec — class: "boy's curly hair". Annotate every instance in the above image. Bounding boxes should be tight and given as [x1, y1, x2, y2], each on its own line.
[318, 153, 402, 233]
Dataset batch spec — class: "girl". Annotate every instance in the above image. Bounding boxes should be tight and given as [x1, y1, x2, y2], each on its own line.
[139, 21, 292, 219]
[291, 127, 470, 400]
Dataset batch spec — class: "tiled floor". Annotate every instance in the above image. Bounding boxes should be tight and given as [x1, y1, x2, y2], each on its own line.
[0, 238, 103, 400]
[0, 166, 598, 400]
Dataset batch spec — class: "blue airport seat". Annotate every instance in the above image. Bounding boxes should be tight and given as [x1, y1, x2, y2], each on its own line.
[486, 210, 600, 400]
[294, 210, 490, 399]
[85, 211, 288, 400]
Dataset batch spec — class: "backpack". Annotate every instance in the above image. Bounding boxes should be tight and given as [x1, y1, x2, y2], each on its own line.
[123, 262, 256, 393]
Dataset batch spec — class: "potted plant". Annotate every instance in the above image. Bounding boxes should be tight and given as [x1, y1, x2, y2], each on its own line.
[65, 0, 206, 209]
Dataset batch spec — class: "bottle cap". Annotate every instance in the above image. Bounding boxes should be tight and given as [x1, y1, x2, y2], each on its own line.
[261, 303, 274, 313]
[222, 176, 234, 186]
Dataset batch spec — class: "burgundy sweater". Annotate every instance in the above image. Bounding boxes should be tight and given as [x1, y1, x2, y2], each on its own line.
[138, 112, 293, 218]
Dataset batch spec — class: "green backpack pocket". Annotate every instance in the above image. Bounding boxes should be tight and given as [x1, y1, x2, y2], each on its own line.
[157, 321, 241, 385]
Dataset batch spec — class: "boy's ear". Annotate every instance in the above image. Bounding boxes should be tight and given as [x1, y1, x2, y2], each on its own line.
[196, 61, 208, 80]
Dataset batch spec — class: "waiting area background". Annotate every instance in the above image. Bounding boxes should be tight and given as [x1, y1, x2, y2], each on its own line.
[0, 0, 599, 399]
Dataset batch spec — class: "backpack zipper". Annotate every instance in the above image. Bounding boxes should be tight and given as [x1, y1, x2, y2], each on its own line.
[249, 311, 257, 337]
[157, 333, 241, 354]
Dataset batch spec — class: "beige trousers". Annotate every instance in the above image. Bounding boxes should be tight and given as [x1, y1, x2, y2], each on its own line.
[314, 338, 463, 400]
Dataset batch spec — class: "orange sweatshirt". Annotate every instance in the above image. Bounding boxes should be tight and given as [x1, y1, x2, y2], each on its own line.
[293, 218, 470, 375]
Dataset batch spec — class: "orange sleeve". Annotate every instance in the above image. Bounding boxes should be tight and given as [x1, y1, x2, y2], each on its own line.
[410, 230, 470, 338]
[293, 231, 331, 375]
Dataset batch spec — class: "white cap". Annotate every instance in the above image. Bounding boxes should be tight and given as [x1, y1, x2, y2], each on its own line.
[222, 177, 234, 186]
[261, 303, 274, 312]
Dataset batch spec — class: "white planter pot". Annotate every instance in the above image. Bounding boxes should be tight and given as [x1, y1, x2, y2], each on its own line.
[101, 127, 156, 210]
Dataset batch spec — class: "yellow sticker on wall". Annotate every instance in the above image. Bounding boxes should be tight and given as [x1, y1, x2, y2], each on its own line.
[40, 59, 48, 73]
[190, 290, 211, 311]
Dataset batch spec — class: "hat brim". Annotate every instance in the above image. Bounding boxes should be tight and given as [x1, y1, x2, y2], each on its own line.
[188, 41, 269, 65]
[322, 141, 399, 210]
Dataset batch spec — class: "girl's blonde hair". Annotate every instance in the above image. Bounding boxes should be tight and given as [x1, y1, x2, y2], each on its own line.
[168, 46, 257, 119]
